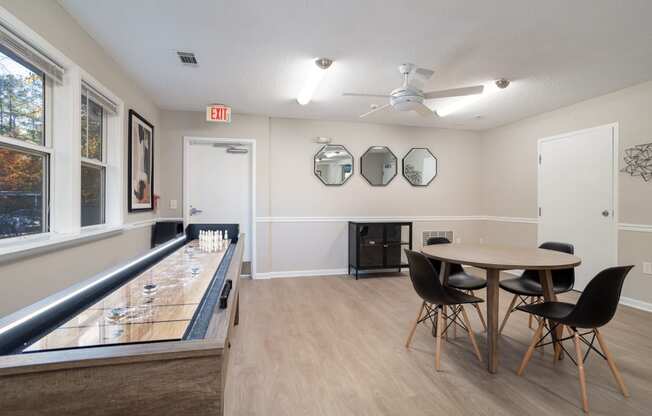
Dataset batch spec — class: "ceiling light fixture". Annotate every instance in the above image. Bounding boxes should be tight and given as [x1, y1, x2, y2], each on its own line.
[297, 58, 333, 106]
[435, 79, 509, 117]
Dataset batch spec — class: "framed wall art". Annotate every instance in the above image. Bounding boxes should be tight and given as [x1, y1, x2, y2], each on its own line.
[128, 110, 154, 212]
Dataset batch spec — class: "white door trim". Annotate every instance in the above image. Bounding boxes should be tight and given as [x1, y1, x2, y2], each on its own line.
[537, 122, 619, 271]
[183, 136, 257, 277]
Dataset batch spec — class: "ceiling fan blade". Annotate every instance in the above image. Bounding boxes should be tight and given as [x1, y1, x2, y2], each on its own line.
[359, 103, 391, 118]
[423, 85, 484, 100]
[413, 102, 435, 117]
[414, 67, 435, 79]
[343, 92, 391, 98]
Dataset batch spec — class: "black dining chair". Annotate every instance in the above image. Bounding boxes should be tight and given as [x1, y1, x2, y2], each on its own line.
[498, 241, 575, 334]
[516, 265, 634, 413]
[404, 249, 483, 371]
[426, 237, 487, 331]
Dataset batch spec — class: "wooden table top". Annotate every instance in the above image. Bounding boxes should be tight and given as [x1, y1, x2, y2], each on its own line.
[26, 240, 230, 352]
[421, 243, 581, 270]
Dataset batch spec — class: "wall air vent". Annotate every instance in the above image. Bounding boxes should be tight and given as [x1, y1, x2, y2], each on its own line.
[177, 51, 198, 66]
[422, 230, 454, 246]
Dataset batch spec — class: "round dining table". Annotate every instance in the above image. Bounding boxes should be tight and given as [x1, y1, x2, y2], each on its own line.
[421, 243, 581, 374]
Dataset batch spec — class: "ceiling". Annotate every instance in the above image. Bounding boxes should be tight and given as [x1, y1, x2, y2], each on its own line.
[59, 0, 652, 130]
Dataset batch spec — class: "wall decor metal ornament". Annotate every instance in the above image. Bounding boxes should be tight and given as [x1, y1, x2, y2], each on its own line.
[622, 142, 652, 182]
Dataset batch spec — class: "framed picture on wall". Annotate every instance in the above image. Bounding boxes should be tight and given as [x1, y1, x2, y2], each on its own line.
[128, 110, 154, 212]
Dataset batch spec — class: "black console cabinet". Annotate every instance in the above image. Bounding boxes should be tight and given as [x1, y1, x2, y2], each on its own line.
[348, 221, 413, 279]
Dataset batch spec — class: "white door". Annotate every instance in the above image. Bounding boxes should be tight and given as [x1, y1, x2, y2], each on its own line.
[184, 139, 253, 264]
[538, 125, 617, 290]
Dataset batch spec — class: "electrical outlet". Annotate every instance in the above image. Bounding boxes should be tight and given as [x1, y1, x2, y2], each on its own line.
[643, 262, 652, 275]
[479, 238, 485, 244]
[455, 237, 462, 244]
[169, 199, 178, 209]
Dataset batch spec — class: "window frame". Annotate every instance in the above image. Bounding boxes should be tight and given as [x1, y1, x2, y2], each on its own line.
[0, 51, 53, 241]
[80, 88, 108, 228]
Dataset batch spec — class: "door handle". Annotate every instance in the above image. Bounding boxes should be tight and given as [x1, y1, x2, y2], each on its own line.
[190, 207, 203, 216]
[602, 210, 610, 217]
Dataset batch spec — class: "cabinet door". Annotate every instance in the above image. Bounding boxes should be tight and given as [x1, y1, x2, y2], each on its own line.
[358, 224, 384, 267]
[385, 243, 402, 266]
[384, 224, 407, 266]
[385, 224, 402, 243]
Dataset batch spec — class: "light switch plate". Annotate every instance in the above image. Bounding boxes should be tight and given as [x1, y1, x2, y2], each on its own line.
[169, 199, 178, 209]
[643, 262, 652, 275]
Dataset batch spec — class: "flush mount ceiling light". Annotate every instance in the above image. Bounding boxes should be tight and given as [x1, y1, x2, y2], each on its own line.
[436, 79, 510, 117]
[297, 58, 333, 106]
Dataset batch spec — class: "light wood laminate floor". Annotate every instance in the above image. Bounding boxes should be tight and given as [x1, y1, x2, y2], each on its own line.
[225, 273, 652, 415]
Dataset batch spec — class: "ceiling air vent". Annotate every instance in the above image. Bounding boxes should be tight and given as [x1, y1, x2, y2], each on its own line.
[177, 51, 198, 66]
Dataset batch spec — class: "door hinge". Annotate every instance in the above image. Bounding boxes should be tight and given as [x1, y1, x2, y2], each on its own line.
[538, 154, 542, 164]
[538, 207, 542, 216]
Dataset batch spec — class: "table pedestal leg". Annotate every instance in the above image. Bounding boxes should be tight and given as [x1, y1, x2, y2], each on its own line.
[539, 269, 563, 360]
[486, 268, 500, 373]
[438, 262, 451, 340]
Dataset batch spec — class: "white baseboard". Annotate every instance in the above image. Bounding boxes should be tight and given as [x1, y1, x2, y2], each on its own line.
[619, 296, 652, 313]
[254, 268, 349, 279]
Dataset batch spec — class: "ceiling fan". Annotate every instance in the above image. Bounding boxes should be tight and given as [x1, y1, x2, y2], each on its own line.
[343, 63, 484, 118]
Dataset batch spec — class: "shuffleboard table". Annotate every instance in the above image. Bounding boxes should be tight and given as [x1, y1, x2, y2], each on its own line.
[0, 225, 244, 416]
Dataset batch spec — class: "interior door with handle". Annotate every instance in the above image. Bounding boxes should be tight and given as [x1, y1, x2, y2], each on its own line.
[185, 140, 253, 263]
[538, 125, 617, 290]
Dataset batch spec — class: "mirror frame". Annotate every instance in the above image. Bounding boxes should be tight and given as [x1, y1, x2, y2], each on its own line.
[402, 147, 438, 186]
[313, 144, 355, 186]
[360, 146, 398, 187]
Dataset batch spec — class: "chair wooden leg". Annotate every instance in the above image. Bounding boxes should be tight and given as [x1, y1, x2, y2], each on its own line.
[517, 319, 545, 376]
[499, 294, 519, 334]
[554, 324, 565, 362]
[452, 306, 458, 339]
[405, 301, 426, 348]
[470, 291, 487, 331]
[443, 305, 448, 341]
[435, 305, 443, 371]
[573, 331, 590, 413]
[539, 319, 546, 357]
[460, 305, 482, 363]
[595, 329, 629, 398]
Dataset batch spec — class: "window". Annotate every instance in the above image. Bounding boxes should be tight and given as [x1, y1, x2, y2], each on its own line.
[80, 86, 106, 227]
[0, 12, 125, 255]
[0, 46, 49, 239]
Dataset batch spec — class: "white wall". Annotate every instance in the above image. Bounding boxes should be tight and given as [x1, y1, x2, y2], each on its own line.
[159, 112, 485, 275]
[0, 0, 160, 316]
[480, 80, 652, 305]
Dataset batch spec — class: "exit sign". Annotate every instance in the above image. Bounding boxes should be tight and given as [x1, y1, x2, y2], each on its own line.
[206, 104, 231, 123]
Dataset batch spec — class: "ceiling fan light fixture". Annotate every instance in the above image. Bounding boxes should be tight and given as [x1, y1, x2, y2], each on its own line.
[297, 58, 333, 106]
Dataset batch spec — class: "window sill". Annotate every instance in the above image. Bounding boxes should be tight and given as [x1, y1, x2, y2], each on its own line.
[0, 226, 125, 264]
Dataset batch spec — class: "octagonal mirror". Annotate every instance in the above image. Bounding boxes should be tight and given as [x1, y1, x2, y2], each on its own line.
[360, 146, 397, 186]
[314, 144, 354, 186]
[403, 148, 437, 186]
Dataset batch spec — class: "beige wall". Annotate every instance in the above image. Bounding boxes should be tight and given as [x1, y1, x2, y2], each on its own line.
[158, 112, 484, 274]
[480, 80, 652, 304]
[0, 0, 160, 316]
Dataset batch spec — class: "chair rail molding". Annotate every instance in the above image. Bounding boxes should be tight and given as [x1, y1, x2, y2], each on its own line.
[255, 217, 652, 233]
[255, 216, 537, 223]
[618, 223, 652, 233]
